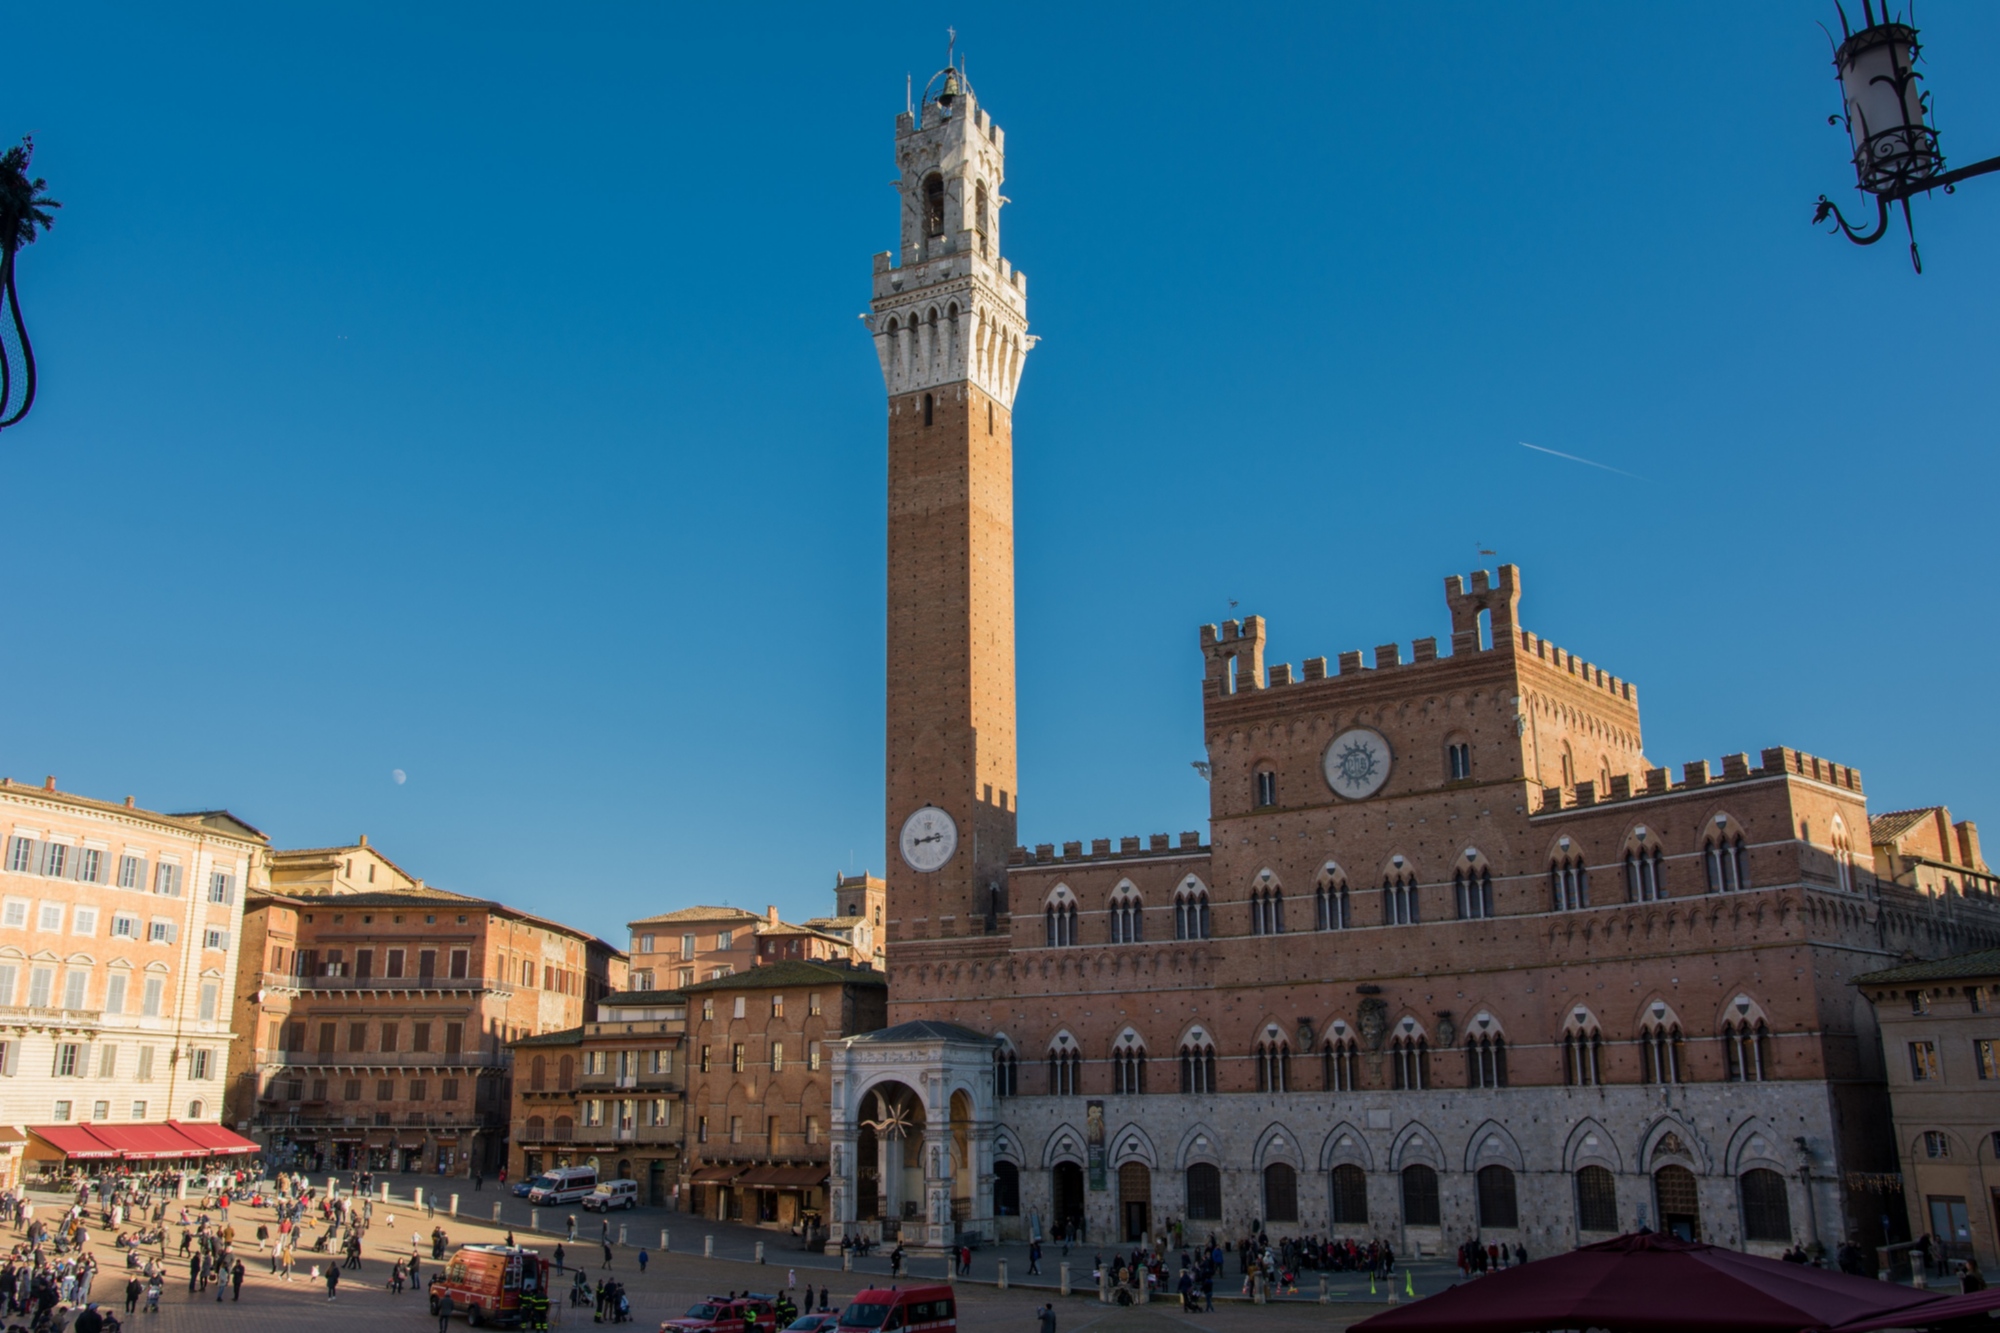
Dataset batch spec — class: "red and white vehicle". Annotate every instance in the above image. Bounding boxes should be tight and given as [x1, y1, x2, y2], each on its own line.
[835, 1287, 956, 1333]
[429, 1244, 551, 1326]
[663, 1294, 779, 1333]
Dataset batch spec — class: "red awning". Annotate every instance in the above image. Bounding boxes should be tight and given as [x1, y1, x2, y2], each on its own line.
[737, 1166, 827, 1189]
[28, 1125, 120, 1160]
[87, 1124, 204, 1161]
[166, 1121, 261, 1156]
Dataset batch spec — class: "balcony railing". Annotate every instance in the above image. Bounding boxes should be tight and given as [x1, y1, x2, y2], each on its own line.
[516, 1123, 677, 1147]
[577, 1071, 679, 1092]
[252, 1111, 501, 1132]
[260, 972, 502, 995]
[256, 1051, 505, 1070]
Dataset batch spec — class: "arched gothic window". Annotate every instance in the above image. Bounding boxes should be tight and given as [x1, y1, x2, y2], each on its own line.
[1174, 882, 1211, 940]
[1639, 1020, 1684, 1085]
[1315, 870, 1351, 930]
[1321, 1035, 1358, 1091]
[1109, 888, 1143, 944]
[1626, 844, 1666, 901]
[922, 172, 945, 236]
[1447, 739, 1472, 782]
[1723, 1017, 1771, 1082]
[1047, 1041, 1081, 1096]
[1111, 1036, 1146, 1094]
[1254, 1038, 1291, 1092]
[996, 1040, 1024, 1096]
[1391, 1033, 1428, 1090]
[1250, 883, 1285, 935]
[1705, 829, 1752, 892]
[1045, 893, 1077, 948]
[1178, 1038, 1217, 1093]
[1551, 851, 1590, 911]
[1562, 1018, 1604, 1086]
[974, 181, 990, 257]
[1466, 1033, 1507, 1088]
[1455, 865, 1493, 920]
[1831, 816, 1855, 893]
[1383, 870, 1419, 925]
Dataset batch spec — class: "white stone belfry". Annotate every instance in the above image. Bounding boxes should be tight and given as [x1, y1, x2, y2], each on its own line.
[868, 71, 1032, 407]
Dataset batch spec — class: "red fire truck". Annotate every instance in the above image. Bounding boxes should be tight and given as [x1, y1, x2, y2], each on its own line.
[429, 1244, 552, 1326]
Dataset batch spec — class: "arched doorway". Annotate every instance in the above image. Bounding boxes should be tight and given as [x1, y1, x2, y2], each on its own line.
[949, 1089, 974, 1227]
[1118, 1162, 1151, 1241]
[856, 1124, 881, 1220]
[1051, 1161, 1086, 1240]
[859, 1081, 926, 1231]
[994, 1161, 1020, 1217]
[1655, 1165, 1700, 1240]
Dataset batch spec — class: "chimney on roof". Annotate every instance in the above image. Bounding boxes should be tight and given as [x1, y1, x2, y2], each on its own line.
[43, 776, 56, 792]
[358, 833, 369, 847]
[767, 905, 780, 925]
[124, 796, 135, 808]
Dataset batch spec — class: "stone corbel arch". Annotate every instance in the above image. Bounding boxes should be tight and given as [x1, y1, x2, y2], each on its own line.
[1318, 1121, 1375, 1172]
[1041, 1122, 1087, 1168]
[1174, 1123, 1223, 1171]
[1390, 1122, 1443, 1171]
[1253, 1122, 1303, 1171]
[1109, 1123, 1157, 1169]
[1723, 1118, 1795, 1175]
[1561, 1117, 1623, 1174]
[1640, 1114, 1711, 1173]
[1463, 1119, 1526, 1173]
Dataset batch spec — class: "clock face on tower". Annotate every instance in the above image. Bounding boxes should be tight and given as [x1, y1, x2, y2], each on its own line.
[1323, 728, 1393, 799]
[899, 805, 959, 873]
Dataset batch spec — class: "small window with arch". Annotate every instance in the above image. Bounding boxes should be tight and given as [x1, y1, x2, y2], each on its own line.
[1447, 741, 1472, 782]
[923, 172, 945, 237]
[1254, 768, 1277, 809]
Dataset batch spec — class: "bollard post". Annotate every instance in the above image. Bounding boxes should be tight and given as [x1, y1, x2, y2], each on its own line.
[450, 1193, 461, 1217]
[842, 1252, 852, 1272]
[704, 1236, 714, 1258]
[328, 1176, 338, 1196]
[996, 1259, 1007, 1290]
[1059, 1263, 1070, 1296]
[1099, 1269, 1110, 1304]
[1253, 1275, 1266, 1305]
[755, 1240, 765, 1264]
[618, 1225, 627, 1246]
[531, 1209, 540, 1233]
[1319, 1274, 1329, 1305]
[415, 1187, 425, 1209]
[661, 1230, 669, 1252]
[380, 1183, 390, 1203]
[493, 1203, 503, 1222]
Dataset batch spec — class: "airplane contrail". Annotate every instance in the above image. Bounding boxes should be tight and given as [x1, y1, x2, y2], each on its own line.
[1519, 441, 1651, 483]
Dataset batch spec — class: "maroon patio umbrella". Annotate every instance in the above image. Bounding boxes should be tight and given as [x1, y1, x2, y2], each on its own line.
[1349, 1233, 1943, 1333]
[1825, 1286, 2000, 1332]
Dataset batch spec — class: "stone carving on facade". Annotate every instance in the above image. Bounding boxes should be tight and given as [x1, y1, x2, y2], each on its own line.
[1435, 1011, 1457, 1048]
[1357, 997, 1389, 1051]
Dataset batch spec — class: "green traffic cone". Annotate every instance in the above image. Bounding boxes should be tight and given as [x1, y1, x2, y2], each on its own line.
[1405, 1270, 1415, 1297]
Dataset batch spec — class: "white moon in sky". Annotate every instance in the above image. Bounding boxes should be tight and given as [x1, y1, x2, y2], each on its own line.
[392, 769, 407, 785]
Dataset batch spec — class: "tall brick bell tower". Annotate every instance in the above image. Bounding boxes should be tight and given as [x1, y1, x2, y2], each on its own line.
[869, 64, 1031, 988]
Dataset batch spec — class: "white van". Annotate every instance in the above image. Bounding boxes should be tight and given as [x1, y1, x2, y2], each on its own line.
[581, 1179, 639, 1212]
[526, 1165, 598, 1205]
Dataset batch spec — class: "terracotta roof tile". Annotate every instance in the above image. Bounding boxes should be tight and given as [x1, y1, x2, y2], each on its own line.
[1855, 949, 2000, 987]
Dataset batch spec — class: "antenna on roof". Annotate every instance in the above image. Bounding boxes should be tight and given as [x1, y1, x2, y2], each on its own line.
[905, 73, 912, 117]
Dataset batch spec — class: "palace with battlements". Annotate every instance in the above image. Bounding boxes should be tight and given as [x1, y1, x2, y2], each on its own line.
[823, 64, 2000, 1265]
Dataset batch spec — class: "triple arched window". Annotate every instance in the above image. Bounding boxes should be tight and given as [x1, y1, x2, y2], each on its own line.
[1706, 831, 1752, 892]
[1466, 1033, 1507, 1088]
[1562, 1021, 1604, 1086]
[1723, 1018, 1771, 1081]
[1045, 894, 1077, 948]
[1322, 1036, 1358, 1091]
[1315, 872, 1351, 930]
[993, 1043, 1018, 1097]
[1111, 1037, 1146, 1094]
[1455, 866, 1493, 920]
[1640, 1021, 1684, 1084]
[1047, 1042, 1081, 1096]
[1626, 845, 1666, 901]
[1390, 1034, 1429, 1090]
[1551, 852, 1590, 911]
[1108, 888, 1143, 944]
[1174, 883, 1211, 940]
[1254, 1039, 1291, 1092]
[1250, 884, 1285, 935]
[1383, 871, 1419, 925]
[1179, 1039, 1217, 1094]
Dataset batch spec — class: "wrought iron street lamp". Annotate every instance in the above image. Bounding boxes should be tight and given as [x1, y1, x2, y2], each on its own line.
[1814, 4, 2000, 272]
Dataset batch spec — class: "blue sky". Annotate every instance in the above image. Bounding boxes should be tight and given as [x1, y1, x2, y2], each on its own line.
[5, 4, 1997, 947]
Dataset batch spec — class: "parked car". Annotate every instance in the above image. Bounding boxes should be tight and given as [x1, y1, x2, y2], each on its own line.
[526, 1166, 598, 1206]
[663, 1295, 777, 1333]
[787, 1314, 842, 1333]
[511, 1180, 534, 1198]
[580, 1179, 639, 1212]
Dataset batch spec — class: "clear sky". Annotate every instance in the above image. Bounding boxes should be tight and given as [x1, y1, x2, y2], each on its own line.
[5, 4, 1997, 948]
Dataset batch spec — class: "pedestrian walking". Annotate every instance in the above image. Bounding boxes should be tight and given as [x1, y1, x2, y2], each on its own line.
[326, 1262, 341, 1301]
[437, 1291, 455, 1332]
[232, 1260, 244, 1301]
[638, 1250, 648, 1274]
[1037, 1304, 1056, 1333]
[602, 1240, 613, 1270]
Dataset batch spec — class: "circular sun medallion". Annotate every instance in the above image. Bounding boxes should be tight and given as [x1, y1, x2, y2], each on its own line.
[1323, 727, 1393, 799]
